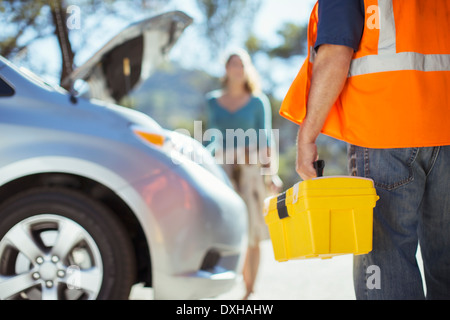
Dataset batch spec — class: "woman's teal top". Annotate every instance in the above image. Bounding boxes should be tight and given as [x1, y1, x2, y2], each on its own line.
[205, 90, 273, 150]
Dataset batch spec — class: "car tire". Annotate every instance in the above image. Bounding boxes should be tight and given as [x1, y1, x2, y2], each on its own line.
[0, 187, 136, 300]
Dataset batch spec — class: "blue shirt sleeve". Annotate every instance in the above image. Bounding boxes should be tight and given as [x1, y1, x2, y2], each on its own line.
[314, 0, 365, 52]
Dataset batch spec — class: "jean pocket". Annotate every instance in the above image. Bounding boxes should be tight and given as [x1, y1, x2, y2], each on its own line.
[364, 148, 418, 191]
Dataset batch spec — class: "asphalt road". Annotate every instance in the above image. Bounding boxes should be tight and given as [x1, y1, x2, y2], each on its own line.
[213, 240, 357, 300]
[130, 239, 426, 300]
[130, 239, 358, 300]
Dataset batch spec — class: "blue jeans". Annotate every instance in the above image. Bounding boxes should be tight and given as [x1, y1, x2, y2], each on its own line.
[349, 145, 450, 300]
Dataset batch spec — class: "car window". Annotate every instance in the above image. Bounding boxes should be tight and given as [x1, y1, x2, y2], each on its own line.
[0, 77, 14, 97]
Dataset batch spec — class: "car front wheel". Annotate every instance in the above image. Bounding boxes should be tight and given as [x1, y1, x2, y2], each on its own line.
[0, 187, 136, 300]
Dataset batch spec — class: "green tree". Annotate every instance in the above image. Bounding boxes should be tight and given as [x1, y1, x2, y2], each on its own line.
[245, 22, 308, 60]
[267, 22, 307, 59]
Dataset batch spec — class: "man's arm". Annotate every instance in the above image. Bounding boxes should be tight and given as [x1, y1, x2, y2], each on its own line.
[296, 44, 354, 180]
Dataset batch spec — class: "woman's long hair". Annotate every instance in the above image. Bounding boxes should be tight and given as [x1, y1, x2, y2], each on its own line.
[222, 49, 262, 95]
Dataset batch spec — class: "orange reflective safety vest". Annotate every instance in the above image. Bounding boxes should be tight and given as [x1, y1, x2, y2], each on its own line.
[280, 0, 450, 148]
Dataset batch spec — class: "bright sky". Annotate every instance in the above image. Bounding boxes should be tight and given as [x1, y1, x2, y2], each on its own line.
[255, 0, 316, 40]
[181, 0, 315, 26]
[171, 0, 316, 37]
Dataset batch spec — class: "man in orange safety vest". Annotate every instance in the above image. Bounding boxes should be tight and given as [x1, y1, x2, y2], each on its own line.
[281, 0, 450, 299]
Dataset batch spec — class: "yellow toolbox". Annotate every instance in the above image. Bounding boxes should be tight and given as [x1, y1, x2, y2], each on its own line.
[264, 162, 379, 262]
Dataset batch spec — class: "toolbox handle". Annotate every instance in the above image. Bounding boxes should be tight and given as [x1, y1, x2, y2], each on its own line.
[276, 161, 325, 221]
[314, 160, 325, 177]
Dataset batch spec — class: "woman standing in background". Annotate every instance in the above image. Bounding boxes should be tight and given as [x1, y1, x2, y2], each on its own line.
[205, 49, 282, 300]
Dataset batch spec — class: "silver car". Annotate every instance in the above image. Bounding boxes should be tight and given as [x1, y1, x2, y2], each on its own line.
[0, 11, 248, 300]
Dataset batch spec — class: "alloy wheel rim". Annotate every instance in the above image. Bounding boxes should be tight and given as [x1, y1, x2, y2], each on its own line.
[0, 214, 103, 300]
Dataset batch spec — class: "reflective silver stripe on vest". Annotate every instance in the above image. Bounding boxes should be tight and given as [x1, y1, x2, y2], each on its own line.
[349, 0, 450, 77]
[350, 52, 450, 77]
[377, 0, 396, 55]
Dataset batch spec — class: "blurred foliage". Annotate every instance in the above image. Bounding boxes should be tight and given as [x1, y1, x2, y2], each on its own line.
[268, 23, 308, 59]
[246, 22, 308, 59]
[0, 0, 166, 86]
[195, 0, 261, 58]
[0, 0, 52, 58]
[0, 0, 261, 84]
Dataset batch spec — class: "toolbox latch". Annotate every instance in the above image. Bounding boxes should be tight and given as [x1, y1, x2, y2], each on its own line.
[276, 192, 289, 220]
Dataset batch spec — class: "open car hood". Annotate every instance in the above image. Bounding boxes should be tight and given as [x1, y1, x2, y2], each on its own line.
[64, 11, 192, 102]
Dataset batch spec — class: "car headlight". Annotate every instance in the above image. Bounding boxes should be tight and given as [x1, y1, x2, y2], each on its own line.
[167, 131, 232, 187]
[131, 125, 231, 186]
[131, 125, 200, 165]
